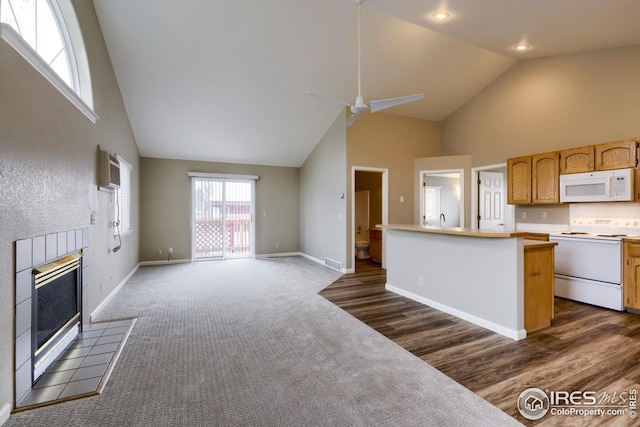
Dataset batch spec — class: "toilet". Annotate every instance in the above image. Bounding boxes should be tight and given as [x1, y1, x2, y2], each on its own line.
[355, 239, 370, 259]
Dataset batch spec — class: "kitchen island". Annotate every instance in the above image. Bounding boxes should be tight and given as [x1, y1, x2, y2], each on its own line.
[381, 224, 556, 340]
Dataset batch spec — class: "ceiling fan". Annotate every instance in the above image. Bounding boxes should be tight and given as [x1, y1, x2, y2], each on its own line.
[308, 0, 424, 126]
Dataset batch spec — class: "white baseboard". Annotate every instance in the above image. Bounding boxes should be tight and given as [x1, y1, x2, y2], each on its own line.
[139, 258, 191, 266]
[386, 283, 527, 341]
[90, 263, 139, 322]
[256, 252, 302, 259]
[0, 402, 10, 426]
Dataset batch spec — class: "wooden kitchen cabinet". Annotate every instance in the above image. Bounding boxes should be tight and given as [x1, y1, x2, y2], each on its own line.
[369, 228, 382, 263]
[532, 151, 560, 204]
[560, 146, 595, 174]
[507, 156, 531, 204]
[624, 240, 640, 310]
[595, 139, 639, 171]
[524, 240, 556, 331]
[508, 152, 559, 204]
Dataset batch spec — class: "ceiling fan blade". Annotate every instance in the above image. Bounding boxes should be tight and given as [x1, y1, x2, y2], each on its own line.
[369, 93, 424, 113]
[307, 91, 352, 108]
[346, 112, 361, 126]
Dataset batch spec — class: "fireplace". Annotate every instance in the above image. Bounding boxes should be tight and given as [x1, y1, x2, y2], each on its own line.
[33, 253, 82, 380]
[15, 228, 89, 405]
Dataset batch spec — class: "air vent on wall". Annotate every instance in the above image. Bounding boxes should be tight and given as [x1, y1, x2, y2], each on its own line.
[324, 257, 343, 271]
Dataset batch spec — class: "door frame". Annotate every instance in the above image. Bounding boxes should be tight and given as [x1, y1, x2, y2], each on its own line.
[470, 163, 515, 230]
[189, 172, 257, 261]
[419, 169, 465, 227]
[351, 167, 389, 270]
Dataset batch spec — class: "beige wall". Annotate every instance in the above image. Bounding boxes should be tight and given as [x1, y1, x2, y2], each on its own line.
[347, 111, 440, 268]
[300, 112, 348, 268]
[140, 158, 299, 261]
[441, 45, 640, 225]
[0, 0, 139, 408]
[441, 45, 640, 167]
[414, 155, 472, 226]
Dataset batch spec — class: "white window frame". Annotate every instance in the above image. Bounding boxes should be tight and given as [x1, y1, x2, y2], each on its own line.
[0, 0, 97, 122]
[115, 156, 132, 235]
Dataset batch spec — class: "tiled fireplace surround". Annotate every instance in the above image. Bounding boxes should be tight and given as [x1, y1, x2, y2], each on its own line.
[14, 228, 90, 405]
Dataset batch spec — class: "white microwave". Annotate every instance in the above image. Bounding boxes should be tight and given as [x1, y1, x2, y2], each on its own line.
[559, 168, 634, 202]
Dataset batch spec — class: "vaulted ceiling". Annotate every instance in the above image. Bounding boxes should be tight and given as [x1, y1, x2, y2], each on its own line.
[93, 0, 640, 167]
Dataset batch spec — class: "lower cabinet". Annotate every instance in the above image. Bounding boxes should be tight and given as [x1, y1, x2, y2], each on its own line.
[624, 240, 640, 310]
[524, 241, 556, 332]
[369, 229, 382, 263]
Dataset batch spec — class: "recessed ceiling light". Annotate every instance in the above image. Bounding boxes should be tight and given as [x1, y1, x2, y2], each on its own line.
[514, 44, 531, 51]
[433, 12, 450, 21]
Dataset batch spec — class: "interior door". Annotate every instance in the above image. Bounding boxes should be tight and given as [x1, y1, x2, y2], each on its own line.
[192, 177, 254, 260]
[478, 171, 505, 229]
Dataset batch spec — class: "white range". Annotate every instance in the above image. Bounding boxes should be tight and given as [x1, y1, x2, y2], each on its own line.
[549, 231, 625, 311]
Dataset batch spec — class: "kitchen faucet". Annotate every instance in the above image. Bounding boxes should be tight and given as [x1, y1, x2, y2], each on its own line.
[439, 213, 446, 226]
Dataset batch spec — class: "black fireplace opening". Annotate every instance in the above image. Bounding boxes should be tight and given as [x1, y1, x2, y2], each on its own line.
[36, 270, 79, 348]
[33, 253, 82, 379]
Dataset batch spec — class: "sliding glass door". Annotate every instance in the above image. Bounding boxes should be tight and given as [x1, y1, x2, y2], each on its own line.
[191, 175, 255, 260]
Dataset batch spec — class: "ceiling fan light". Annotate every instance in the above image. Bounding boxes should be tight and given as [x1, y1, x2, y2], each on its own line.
[514, 44, 531, 51]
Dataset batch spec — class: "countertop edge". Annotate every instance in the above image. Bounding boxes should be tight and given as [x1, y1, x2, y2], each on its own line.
[379, 224, 531, 238]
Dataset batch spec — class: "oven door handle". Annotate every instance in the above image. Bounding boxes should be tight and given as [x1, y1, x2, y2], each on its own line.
[549, 237, 621, 245]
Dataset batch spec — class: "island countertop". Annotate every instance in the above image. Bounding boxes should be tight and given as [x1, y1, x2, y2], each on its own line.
[379, 223, 529, 238]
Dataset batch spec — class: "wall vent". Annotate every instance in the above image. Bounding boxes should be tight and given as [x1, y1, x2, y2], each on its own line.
[324, 257, 343, 271]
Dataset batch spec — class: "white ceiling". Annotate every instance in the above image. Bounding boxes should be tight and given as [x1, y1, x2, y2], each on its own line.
[92, 0, 640, 167]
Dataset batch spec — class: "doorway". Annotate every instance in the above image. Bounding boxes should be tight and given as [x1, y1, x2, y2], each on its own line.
[352, 167, 388, 271]
[471, 164, 514, 230]
[191, 175, 256, 260]
[420, 170, 464, 227]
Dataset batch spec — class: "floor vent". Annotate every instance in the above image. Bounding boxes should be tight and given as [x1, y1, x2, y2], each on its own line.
[324, 257, 343, 271]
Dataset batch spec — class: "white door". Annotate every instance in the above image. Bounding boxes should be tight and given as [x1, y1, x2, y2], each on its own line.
[478, 171, 505, 229]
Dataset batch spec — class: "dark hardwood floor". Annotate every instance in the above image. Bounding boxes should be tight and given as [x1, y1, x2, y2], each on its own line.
[319, 259, 640, 426]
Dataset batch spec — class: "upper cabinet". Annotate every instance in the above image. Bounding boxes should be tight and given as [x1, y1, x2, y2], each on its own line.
[507, 137, 639, 205]
[560, 146, 594, 174]
[507, 156, 531, 204]
[595, 139, 638, 171]
[532, 152, 560, 204]
[508, 152, 560, 205]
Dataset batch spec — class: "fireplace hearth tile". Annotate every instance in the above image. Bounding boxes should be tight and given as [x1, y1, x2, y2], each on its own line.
[88, 342, 120, 355]
[14, 318, 136, 413]
[102, 326, 130, 335]
[17, 384, 67, 408]
[59, 377, 101, 400]
[79, 352, 114, 368]
[70, 337, 100, 348]
[48, 357, 84, 373]
[82, 322, 109, 332]
[95, 334, 124, 346]
[70, 363, 109, 383]
[62, 346, 93, 359]
[33, 370, 75, 389]
[78, 329, 103, 339]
